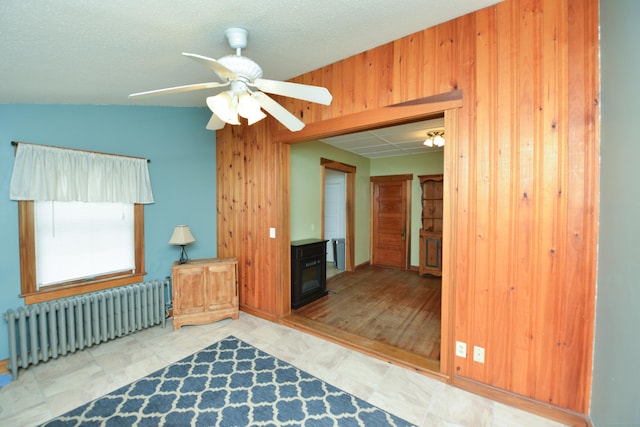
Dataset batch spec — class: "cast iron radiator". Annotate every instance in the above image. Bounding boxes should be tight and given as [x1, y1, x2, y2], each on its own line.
[2, 279, 168, 379]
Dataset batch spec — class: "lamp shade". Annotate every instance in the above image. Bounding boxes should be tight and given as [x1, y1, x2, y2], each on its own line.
[238, 93, 267, 125]
[423, 130, 445, 148]
[168, 225, 196, 246]
[207, 92, 240, 125]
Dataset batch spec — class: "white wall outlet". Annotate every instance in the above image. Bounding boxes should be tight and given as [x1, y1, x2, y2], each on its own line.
[473, 346, 485, 363]
[455, 341, 467, 358]
[269, 227, 276, 238]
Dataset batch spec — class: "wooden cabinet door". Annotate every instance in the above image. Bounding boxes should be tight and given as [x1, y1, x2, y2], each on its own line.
[418, 174, 443, 276]
[173, 265, 206, 315]
[419, 232, 442, 277]
[204, 262, 238, 311]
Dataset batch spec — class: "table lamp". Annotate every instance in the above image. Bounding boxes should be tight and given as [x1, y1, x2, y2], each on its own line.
[168, 225, 196, 264]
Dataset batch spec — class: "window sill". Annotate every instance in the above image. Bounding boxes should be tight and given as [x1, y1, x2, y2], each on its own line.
[21, 272, 147, 305]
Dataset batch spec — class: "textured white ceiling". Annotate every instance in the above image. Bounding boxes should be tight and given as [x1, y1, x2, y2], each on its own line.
[0, 0, 499, 107]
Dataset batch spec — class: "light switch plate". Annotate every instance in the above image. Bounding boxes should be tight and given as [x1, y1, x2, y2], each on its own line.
[269, 227, 276, 238]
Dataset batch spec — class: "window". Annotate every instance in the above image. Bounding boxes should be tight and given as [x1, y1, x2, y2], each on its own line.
[36, 201, 135, 287]
[10, 142, 154, 304]
[19, 201, 146, 304]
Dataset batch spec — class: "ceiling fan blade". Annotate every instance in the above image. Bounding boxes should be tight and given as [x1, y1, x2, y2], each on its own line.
[129, 82, 229, 99]
[182, 52, 238, 81]
[252, 79, 333, 105]
[252, 92, 305, 132]
[206, 114, 226, 131]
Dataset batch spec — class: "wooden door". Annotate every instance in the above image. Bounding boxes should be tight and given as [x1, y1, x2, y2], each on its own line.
[370, 175, 412, 269]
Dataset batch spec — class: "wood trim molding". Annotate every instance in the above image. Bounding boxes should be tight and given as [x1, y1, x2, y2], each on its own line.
[439, 108, 459, 381]
[276, 92, 463, 144]
[453, 376, 593, 427]
[0, 359, 9, 375]
[320, 158, 357, 173]
[345, 172, 355, 271]
[18, 201, 147, 305]
[281, 313, 448, 383]
[370, 174, 413, 182]
[22, 273, 146, 305]
[321, 158, 357, 272]
[240, 304, 280, 323]
[276, 134, 292, 317]
[277, 99, 463, 380]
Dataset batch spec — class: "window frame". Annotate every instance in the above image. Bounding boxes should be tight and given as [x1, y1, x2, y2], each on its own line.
[19, 201, 146, 304]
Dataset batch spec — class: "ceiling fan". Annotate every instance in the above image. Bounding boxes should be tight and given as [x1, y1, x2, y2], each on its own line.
[129, 28, 332, 132]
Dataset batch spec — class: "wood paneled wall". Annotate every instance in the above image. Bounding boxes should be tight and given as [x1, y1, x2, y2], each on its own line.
[216, 0, 599, 415]
[216, 122, 290, 319]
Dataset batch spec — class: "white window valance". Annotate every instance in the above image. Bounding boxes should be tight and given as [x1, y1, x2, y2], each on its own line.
[9, 143, 154, 204]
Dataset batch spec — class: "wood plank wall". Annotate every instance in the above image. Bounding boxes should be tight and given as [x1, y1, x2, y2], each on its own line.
[216, 0, 599, 415]
[216, 122, 289, 319]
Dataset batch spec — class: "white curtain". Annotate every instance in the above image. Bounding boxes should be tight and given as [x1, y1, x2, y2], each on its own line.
[9, 143, 154, 204]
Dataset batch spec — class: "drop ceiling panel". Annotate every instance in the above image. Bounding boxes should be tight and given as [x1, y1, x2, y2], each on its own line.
[319, 117, 445, 159]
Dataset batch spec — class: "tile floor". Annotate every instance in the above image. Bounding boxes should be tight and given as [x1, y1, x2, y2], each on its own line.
[0, 313, 568, 426]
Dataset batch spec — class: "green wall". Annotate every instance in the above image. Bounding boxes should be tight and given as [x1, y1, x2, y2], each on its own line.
[290, 141, 443, 268]
[290, 141, 371, 266]
[591, 0, 640, 425]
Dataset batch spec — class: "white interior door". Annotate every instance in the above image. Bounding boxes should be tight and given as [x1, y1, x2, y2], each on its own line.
[324, 169, 346, 263]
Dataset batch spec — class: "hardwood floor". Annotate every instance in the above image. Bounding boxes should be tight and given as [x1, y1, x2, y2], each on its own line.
[283, 264, 442, 376]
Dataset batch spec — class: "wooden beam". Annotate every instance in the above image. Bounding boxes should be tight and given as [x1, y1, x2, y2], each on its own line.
[276, 93, 463, 144]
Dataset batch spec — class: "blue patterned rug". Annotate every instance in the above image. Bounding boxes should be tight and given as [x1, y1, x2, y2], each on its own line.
[41, 336, 414, 426]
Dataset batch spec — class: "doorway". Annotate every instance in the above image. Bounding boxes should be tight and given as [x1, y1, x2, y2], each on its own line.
[320, 158, 356, 273]
[324, 169, 346, 269]
[279, 93, 461, 379]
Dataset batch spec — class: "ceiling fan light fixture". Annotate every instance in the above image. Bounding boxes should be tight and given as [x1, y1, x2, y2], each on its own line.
[207, 91, 240, 125]
[129, 28, 333, 132]
[238, 92, 266, 124]
[237, 92, 264, 121]
[423, 130, 445, 148]
[246, 108, 267, 125]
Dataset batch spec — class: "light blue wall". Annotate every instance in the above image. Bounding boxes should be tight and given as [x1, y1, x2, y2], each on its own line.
[591, 1, 640, 425]
[0, 104, 216, 361]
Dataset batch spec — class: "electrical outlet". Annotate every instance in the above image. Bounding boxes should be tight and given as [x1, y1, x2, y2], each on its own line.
[455, 341, 467, 358]
[473, 346, 485, 363]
